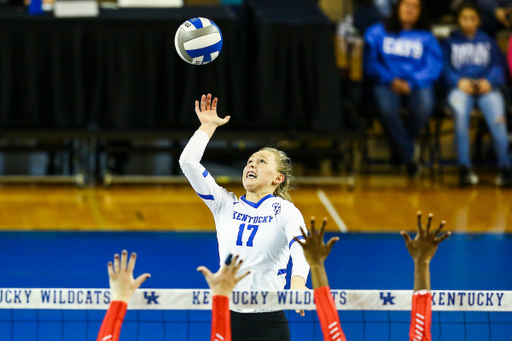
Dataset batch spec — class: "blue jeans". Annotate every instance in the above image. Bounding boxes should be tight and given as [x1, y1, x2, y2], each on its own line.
[448, 89, 511, 168]
[374, 86, 435, 163]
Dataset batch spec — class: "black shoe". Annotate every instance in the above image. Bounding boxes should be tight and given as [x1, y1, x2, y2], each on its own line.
[459, 166, 479, 187]
[495, 167, 512, 188]
[406, 162, 423, 178]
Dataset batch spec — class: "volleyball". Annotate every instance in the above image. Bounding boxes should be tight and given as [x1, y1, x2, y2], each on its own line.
[174, 17, 223, 65]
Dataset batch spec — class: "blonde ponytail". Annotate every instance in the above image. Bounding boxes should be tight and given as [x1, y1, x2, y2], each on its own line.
[260, 147, 296, 203]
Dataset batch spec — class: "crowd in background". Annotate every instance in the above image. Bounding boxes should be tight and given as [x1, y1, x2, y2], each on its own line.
[351, 0, 512, 187]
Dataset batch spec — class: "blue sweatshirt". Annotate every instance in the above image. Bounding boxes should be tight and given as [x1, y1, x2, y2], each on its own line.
[443, 29, 505, 88]
[364, 23, 444, 89]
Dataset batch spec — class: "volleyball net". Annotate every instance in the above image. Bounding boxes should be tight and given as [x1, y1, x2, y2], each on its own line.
[1, 288, 511, 340]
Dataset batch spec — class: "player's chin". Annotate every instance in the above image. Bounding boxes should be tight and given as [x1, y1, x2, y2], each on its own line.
[242, 179, 257, 191]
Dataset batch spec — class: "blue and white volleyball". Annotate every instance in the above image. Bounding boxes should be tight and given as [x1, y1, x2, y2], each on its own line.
[174, 17, 223, 65]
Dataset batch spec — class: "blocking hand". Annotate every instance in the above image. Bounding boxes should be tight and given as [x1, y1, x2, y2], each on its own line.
[197, 254, 250, 297]
[108, 250, 151, 304]
[400, 212, 451, 263]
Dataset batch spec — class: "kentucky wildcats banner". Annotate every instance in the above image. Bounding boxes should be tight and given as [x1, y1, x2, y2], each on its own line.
[0, 289, 510, 311]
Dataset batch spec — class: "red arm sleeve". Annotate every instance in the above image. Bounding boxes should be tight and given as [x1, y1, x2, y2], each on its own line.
[96, 301, 128, 341]
[314, 286, 347, 341]
[211, 295, 231, 341]
[409, 290, 432, 341]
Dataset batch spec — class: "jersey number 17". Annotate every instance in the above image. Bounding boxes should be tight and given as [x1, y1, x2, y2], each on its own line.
[236, 224, 259, 247]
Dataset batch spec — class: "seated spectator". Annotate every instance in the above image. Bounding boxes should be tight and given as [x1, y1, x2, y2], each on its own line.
[364, 0, 444, 176]
[96, 250, 249, 341]
[475, 0, 512, 36]
[443, 2, 512, 187]
[295, 212, 450, 341]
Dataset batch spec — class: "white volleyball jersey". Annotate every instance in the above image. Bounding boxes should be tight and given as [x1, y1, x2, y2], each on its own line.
[180, 131, 310, 311]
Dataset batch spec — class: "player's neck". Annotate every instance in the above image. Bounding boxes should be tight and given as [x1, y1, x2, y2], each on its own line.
[245, 190, 273, 203]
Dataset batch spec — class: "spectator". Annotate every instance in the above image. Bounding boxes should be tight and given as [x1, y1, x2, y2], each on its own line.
[443, 2, 512, 187]
[364, 0, 444, 176]
[475, 0, 512, 36]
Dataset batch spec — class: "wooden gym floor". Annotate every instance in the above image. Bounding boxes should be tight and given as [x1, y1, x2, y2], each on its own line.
[0, 174, 510, 232]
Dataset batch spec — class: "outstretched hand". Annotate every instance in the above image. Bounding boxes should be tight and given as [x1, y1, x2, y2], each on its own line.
[197, 254, 250, 297]
[294, 217, 339, 267]
[400, 212, 451, 264]
[195, 94, 230, 127]
[108, 250, 151, 304]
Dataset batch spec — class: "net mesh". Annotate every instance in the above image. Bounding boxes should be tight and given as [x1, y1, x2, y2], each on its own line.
[1, 289, 511, 341]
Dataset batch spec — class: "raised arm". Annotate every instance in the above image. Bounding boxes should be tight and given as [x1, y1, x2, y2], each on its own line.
[96, 251, 151, 341]
[400, 212, 451, 341]
[294, 217, 346, 341]
[198, 254, 250, 341]
[179, 94, 232, 213]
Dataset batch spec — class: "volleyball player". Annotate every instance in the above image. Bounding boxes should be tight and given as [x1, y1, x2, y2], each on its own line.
[180, 93, 310, 341]
[295, 212, 450, 341]
[96, 250, 248, 341]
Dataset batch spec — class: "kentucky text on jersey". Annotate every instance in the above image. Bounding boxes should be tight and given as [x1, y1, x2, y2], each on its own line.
[431, 292, 504, 306]
[232, 211, 274, 224]
[451, 43, 491, 69]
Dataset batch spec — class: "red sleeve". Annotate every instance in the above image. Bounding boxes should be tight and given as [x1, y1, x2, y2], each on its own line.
[314, 286, 347, 341]
[409, 290, 432, 341]
[96, 301, 128, 341]
[211, 295, 231, 341]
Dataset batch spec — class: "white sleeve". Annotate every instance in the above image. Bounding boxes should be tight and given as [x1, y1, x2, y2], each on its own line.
[283, 205, 310, 282]
[179, 130, 230, 215]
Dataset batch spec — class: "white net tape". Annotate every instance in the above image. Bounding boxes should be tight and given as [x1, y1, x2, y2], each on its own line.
[0, 289, 510, 311]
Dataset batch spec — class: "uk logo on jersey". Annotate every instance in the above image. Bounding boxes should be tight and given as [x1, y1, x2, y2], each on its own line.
[273, 203, 281, 215]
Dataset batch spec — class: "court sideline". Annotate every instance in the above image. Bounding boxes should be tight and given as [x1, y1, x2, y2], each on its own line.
[0, 177, 510, 232]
